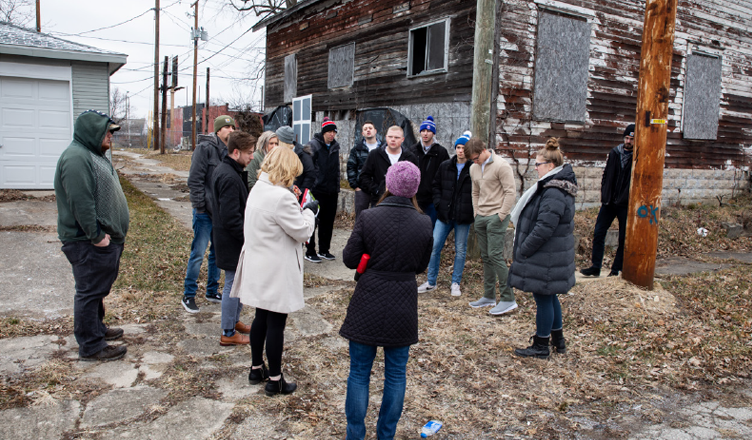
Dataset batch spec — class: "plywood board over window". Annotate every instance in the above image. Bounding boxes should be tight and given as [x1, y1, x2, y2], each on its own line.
[284, 54, 297, 103]
[532, 10, 591, 123]
[328, 42, 355, 89]
[683, 52, 722, 140]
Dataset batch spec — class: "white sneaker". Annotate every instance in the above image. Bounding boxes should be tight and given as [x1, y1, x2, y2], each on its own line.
[450, 283, 461, 297]
[417, 282, 436, 293]
[489, 301, 518, 316]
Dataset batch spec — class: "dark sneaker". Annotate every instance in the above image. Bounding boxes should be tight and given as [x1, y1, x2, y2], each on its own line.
[579, 266, 601, 277]
[317, 252, 335, 260]
[205, 292, 222, 303]
[248, 364, 270, 385]
[80, 345, 127, 362]
[182, 296, 199, 313]
[608, 270, 620, 277]
[104, 327, 124, 341]
[305, 254, 321, 263]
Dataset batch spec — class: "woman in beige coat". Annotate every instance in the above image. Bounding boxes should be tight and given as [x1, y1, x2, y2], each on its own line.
[230, 146, 318, 396]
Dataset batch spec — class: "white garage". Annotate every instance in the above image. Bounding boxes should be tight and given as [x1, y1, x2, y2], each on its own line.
[0, 22, 126, 189]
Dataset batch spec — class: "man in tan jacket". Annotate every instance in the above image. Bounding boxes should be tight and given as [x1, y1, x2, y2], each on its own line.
[464, 138, 518, 315]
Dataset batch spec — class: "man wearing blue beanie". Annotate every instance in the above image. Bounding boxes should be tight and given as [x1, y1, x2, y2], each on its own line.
[411, 115, 449, 227]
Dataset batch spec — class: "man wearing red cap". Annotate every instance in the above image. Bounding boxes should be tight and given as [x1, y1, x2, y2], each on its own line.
[304, 117, 341, 263]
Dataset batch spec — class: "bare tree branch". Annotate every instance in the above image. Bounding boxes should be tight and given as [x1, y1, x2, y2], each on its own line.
[0, 0, 34, 27]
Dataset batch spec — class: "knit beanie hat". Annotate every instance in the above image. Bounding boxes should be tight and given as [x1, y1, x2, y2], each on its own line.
[276, 126, 295, 145]
[624, 124, 635, 138]
[385, 161, 421, 198]
[214, 115, 235, 133]
[419, 115, 436, 134]
[321, 117, 337, 134]
[454, 130, 472, 147]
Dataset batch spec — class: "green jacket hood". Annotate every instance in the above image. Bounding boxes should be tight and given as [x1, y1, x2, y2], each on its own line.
[73, 111, 112, 155]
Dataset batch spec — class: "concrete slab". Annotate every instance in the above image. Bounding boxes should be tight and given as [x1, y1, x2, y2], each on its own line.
[216, 374, 256, 402]
[100, 396, 233, 440]
[83, 358, 139, 388]
[655, 257, 726, 276]
[230, 413, 283, 439]
[0, 399, 80, 439]
[0, 334, 60, 376]
[304, 228, 354, 281]
[0, 231, 74, 320]
[184, 321, 220, 338]
[290, 305, 332, 337]
[706, 252, 752, 264]
[81, 386, 168, 428]
[179, 337, 239, 358]
[141, 351, 174, 365]
[0, 200, 58, 227]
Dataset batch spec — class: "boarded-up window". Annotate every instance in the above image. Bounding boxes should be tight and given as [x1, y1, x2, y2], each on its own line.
[408, 19, 449, 76]
[284, 54, 297, 103]
[533, 11, 590, 122]
[328, 43, 355, 89]
[683, 53, 722, 140]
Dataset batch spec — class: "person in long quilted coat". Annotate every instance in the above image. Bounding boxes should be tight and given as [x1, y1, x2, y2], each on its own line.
[339, 160, 433, 440]
[508, 138, 578, 359]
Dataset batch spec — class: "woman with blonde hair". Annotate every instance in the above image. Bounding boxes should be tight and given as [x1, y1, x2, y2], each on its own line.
[247, 130, 279, 189]
[508, 138, 577, 359]
[231, 146, 319, 395]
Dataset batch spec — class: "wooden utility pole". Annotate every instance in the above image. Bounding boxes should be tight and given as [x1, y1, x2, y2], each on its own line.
[205, 67, 210, 134]
[153, 0, 160, 151]
[35, 0, 41, 32]
[470, 0, 497, 146]
[170, 56, 183, 149]
[191, 0, 199, 150]
[160, 55, 168, 154]
[622, 0, 679, 290]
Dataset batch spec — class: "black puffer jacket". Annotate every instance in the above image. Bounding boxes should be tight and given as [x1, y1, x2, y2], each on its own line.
[346, 138, 381, 189]
[307, 133, 341, 196]
[359, 146, 419, 205]
[600, 144, 632, 207]
[413, 141, 449, 209]
[508, 165, 578, 295]
[340, 196, 433, 347]
[188, 133, 227, 215]
[294, 141, 316, 196]
[211, 156, 248, 270]
[432, 156, 473, 224]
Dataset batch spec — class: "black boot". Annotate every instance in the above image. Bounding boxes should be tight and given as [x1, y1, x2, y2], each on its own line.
[514, 335, 550, 359]
[248, 364, 269, 385]
[580, 266, 600, 277]
[264, 373, 297, 396]
[550, 329, 566, 354]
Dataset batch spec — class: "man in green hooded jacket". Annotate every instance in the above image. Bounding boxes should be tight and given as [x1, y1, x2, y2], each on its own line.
[54, 110, 130, 362]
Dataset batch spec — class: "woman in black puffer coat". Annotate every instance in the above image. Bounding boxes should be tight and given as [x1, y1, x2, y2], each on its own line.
[508, 138, 577, 359]
[340, 161, 433, 440]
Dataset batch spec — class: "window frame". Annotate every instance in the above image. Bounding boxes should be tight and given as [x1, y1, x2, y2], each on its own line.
[292, 94, 312, 146]
[681, 48, 723, 141]
[407, 18, 451, 78]
[327, 42, 356, 89]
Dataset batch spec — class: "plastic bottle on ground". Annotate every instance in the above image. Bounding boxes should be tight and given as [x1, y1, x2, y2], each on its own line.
[420, 420, 443, 437]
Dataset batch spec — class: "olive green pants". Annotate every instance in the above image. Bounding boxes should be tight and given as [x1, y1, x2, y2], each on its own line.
[474, 214, 515, 302]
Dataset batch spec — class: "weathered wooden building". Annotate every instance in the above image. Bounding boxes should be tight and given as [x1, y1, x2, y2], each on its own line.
[255, 0, 752, 205]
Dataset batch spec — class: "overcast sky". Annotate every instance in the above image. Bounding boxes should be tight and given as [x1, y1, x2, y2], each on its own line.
[40, 0, 266, 120]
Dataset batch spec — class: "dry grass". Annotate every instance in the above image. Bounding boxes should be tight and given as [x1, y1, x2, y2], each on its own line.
[118, 148, 192, 171]
[0, 189, 55, 203]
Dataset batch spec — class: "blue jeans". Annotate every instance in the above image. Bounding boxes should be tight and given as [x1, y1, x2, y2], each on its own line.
[183, 209, 220, 298]
[345, 341, 410, 440]
[221, 270, 242, 332]
[426, 220, 471, 286]
[533, 293, 562, 338]
[422, 203, 438, 229]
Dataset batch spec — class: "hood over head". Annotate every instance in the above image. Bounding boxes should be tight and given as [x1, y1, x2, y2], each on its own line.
[73, 110, 116, 155]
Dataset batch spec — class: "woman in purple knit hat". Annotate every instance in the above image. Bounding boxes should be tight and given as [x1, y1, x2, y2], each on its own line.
[340, 160, 434, 440]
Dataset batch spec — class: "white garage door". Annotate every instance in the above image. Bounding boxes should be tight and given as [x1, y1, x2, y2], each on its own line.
[0, 76, 72, 189]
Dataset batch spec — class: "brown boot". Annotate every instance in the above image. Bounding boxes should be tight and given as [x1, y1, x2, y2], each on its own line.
[220, 332, 250, 346]
[235, 321, 251, 334]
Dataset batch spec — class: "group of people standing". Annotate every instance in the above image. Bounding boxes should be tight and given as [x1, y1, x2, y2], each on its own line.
[54, 107, 634, 439]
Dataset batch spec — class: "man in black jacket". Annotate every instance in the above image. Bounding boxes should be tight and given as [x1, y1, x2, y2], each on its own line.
[580, 124, 635, 277]
[412, 115, 449, 227]
[418, 131, 473, 297]
[359, 126, 419, 207]
[305, 117, 340, 263]
[212, 131, 255, 346]
[347, 120, 381, 217]
[182, 115, 235, 313]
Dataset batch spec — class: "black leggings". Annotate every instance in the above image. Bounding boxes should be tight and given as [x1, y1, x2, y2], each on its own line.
[250, 308, 288, 377]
